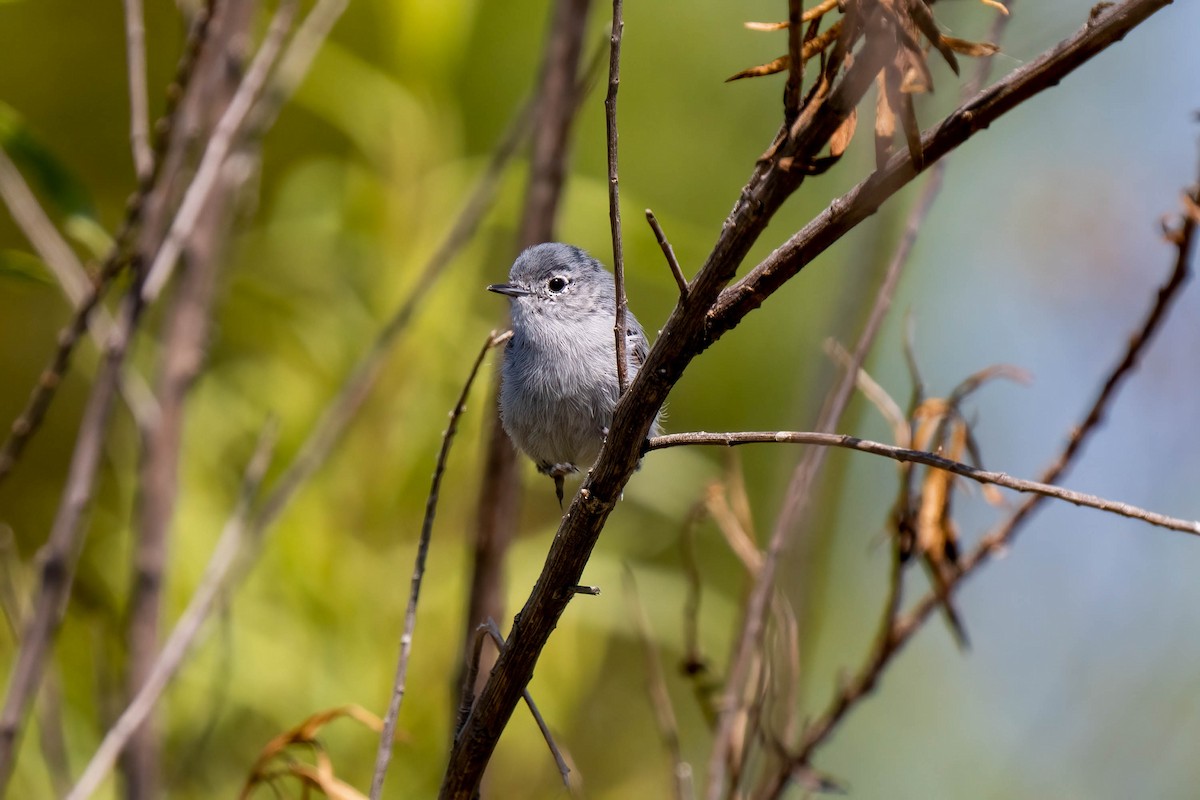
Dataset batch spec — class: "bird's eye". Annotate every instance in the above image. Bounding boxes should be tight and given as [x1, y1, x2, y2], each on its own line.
[547, 276, 568, 293]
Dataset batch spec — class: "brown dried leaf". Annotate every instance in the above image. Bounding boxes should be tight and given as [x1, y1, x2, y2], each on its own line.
[830, 108, 857, 157]
[726, 55, 789, 82]
[745, 20, 790, 31]
[904, 0, 960, 75]
[241, 705, 391, 800]
[875, 73, 896, 169]
[942, 36, 1001, 58]
[980, 0, 1010, 14]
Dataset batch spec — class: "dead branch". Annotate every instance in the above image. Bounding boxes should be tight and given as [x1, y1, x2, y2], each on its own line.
[369, 331, 511, 799]
[437, 3, 1176, 797]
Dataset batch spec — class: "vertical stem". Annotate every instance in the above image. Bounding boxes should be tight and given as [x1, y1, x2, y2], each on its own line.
[459, 0, 593, 720]
[606, 0, 629, 394]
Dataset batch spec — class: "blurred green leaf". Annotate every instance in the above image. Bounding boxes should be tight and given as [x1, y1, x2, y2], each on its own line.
[0, 248, 54, 286]
[0, 100, 97, 222]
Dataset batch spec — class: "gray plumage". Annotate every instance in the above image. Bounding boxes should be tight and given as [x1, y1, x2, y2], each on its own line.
[487, 242, 662, 505]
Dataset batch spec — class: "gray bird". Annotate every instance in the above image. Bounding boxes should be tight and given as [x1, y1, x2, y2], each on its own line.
[487, 242, 662, 506]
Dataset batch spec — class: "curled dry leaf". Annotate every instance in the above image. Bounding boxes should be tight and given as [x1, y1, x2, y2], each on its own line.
[240, 704, 389, 800]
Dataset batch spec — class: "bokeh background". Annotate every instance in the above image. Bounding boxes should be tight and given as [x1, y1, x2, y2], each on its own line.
[1, 0, 1199, 797]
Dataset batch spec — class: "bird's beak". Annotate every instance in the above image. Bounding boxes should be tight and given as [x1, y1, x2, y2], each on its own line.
[487, 283, 530, 297]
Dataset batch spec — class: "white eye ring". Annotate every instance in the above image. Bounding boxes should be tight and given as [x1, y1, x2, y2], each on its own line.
[547, 276, 568, 293]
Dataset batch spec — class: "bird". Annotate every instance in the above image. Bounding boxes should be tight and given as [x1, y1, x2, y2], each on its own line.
[487, 242, 662, 506]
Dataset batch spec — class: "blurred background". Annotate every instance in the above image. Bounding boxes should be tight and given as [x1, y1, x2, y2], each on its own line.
[1, 0, 1199, 797]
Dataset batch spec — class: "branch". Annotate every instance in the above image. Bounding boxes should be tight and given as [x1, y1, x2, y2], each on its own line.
[139, 0, 297, 303]
[0, 146, 158, 431]
[122, 1, 259, 792]
[66, 422, 279, 800]
[440, 14, 897, 798]
[646, 431, 1199, 536]
[0, 294, 145, 793]
[709, 5, 1015, 789]
[0, 3, 218, 487]
[606, 0, 629, 394]
[765, 148, 1200, 795]
[123, 0, 153, 182]
[709, 0, 1172, 336]
[460, 0, 593, 719]
[439, 4, 1177, 795]
[369, 331, 510, 800]
[645, 208, 689, 299]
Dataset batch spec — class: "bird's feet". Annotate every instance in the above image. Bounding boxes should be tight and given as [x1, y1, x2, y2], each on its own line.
[538, 462, 578, 509]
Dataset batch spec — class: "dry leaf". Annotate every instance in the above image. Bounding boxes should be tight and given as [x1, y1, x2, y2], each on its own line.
[726, 55, 789, 82]
[830, 107, 857, 157]
[942, 36, 1001, 58]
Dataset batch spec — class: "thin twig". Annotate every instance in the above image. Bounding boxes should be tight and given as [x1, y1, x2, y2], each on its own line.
[247, 0, 351, 133]
[0, 293, 145, 793]
[624, 567, 695, 800]
[122, 3, 258, 791]
[123, 0, 154, 182]
[0, 146, 158, 431]
[645, 209, 689, 299]
[476, 619, 577, 793]
[65, 422, 279, 800]
[68, 422, 278, 796]
[0, 1, 217, 488]
[369, 331, 511, 800]
[646, 431, 1199, 536]
[606, 0, 629, 394]
[784, 0, 804, 125]
[771, 161, 1199, 791]
[140, 0, 297, 303]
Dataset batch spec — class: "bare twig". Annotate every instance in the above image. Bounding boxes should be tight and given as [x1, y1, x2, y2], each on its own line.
[606, 0, 629, 393]
[625, 567, 695, 800]
[122, 2, 259, 792]
[474, 620, 576, 792]
[645, 208, 689, 299]
[0, 146, 158, 431]
[784, 0, 804, 125]
[439, 3, 1175, 796]
[140, 0, 297, 303]
[123, 0, 154, 182]
[646, 431, 1198, 536]
[66, 422, 279, 800]
[0, 294, 145, 793]
[248, 0, 350, 132]
[370, 331, 511, 800]
[768, 159, 1199, 793]
[0, 1, 217, 488]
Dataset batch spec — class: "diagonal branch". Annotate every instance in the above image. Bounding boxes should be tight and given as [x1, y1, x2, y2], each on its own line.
[438, 2, 1176, 797]
[766, 153, 1199, 796]
[709, 6, 1015, 791]
[0, 2, 218, 488]
[65, 421, 279, 800]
